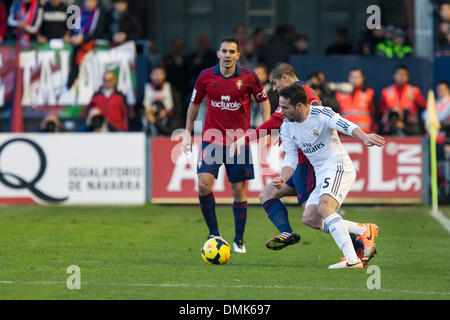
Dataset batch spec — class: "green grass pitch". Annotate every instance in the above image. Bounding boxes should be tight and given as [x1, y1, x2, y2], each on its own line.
[0, 204, 449, 300]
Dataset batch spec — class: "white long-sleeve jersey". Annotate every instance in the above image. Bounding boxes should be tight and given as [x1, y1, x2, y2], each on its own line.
[280, 105, 359, 172]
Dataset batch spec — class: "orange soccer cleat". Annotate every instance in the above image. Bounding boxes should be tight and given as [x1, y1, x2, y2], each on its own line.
[360, 224, 379, 262]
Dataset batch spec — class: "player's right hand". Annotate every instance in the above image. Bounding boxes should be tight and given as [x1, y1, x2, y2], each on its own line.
[182, 131, 192, 154]
[364, 134, 385, 147]
[272, 175, 286, 190]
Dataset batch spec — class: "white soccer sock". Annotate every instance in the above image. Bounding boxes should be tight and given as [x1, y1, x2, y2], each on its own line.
[321, 219, 366, 235]
[324, 213, 358, 261]
[342, 220, 367, 235]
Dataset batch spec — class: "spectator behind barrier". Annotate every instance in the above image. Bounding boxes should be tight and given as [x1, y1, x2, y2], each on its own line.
[162, 37, 190, 108]
[306, 71, 340, 112]
[379, 65, 426, 136]
[142, 66, 182, 135]
[7, 0, 43, 45]
[240, 37, 261, 70]
[357, 26, 385, 55]
[325, 27, 354, 55]
[232, 24, 247, 49]
[435, 81, 450, 136]
[68, 0, 109, 87]
[293, 33, 310, 56]
[251, 27, 267, 55]
[335, 68, 375, 133]
[436, 3, 450, 55]
[85, 107, 112, 132]
[109, 0, 142, 45]
[251, 63, 271, 128]
[260, 25, 295, 70]
[82, 71, 129, 132]
[69, 0, 109, 46]
[145, 101, 177, 136]
[377, 28, 413, 59]
[188, 34, 217, 88]
[37, 0, 70, 44]
[40, 114, 65, 133]
[0, 0, 7, 43]
[423, 81, 450, 139]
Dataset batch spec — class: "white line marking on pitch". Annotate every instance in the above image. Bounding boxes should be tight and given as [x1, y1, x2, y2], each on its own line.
[430, 209, 450, 233]
[1, 281, 449, 296]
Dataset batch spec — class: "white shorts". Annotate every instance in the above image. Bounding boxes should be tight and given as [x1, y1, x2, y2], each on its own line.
[305, 163, 356, 208]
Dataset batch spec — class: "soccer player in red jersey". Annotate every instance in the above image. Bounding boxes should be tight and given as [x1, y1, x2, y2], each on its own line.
[230, 63, 370, 263]
[182, 37, 271, 253]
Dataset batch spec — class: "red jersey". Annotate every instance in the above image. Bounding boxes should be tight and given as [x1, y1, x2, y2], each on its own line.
[82, 89, 128, 131]
[246, 84, 321, 165]
[191, 64, 268, 145]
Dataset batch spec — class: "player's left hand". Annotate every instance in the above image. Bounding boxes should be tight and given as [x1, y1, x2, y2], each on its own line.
[364, 134, 385, 147]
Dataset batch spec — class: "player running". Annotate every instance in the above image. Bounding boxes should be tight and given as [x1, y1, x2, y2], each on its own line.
[182, 37, 271, 253]
[230, 63, 371, 263]
[277, 83, 384, 269]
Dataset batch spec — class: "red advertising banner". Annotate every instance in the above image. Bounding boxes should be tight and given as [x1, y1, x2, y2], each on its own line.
[150, 136, 422, 204]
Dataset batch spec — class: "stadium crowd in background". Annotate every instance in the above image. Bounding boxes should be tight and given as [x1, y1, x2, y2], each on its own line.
[81, 70, 128, 132]
[142, 65, 182, 136]
[37, 0, 70, 44]
[0, 0, 448, 142]
[379, 65, 427, 136]
[109, 0, 142, 45]
[436, 1, 450, 56]
[335, 68, 375, 134]
[7, 0, 44, 45]
[0, 0, 7, 43]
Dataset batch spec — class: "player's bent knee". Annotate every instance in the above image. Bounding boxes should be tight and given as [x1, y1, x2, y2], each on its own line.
[318, 194, 339, 218]
[198, 181, 213, 195]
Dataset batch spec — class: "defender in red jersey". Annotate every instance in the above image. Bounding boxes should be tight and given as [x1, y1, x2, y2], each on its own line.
[182, 37, 271, 253]
[230, 63, 368, 263]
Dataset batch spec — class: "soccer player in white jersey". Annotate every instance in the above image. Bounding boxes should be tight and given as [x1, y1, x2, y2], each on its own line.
[276, 84, 385, 269]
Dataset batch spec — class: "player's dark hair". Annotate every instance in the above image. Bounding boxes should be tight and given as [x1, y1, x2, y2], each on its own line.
[279, 83, 307, 107]
[393, 64, 409, 74]
[218, 37, 240, 51]
[270, 62, 297, 79]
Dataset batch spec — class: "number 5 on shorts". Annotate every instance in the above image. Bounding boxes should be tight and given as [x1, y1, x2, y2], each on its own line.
[323, 178, 330, 188]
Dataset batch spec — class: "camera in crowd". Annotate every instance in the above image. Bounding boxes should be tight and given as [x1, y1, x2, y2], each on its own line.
[388, 110, 401, 123]
[39, 115, 64, 133]
[86, 108, 110, 132]
[89, 114, 106, 131]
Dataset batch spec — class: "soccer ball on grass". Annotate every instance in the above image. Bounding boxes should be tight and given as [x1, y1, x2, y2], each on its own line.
[201, 237, 231, 265]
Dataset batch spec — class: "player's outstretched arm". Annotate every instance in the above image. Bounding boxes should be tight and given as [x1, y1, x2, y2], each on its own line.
[183, 102, 201, 154]
[326, 109, 385, 148]
[351, 127, 385, 147]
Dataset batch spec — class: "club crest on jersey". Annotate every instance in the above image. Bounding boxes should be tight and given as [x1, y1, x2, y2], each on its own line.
[313, 129, 319, 137]
[236, 80, 243, 90]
